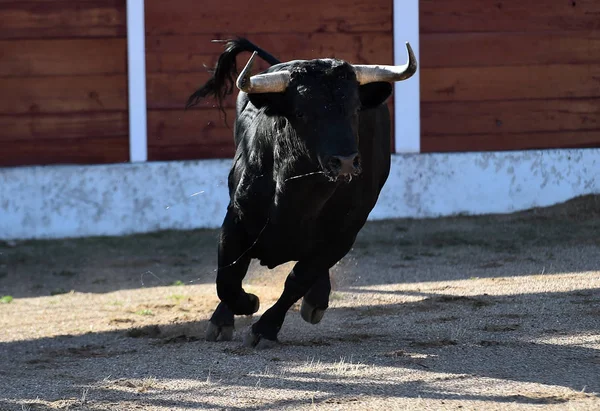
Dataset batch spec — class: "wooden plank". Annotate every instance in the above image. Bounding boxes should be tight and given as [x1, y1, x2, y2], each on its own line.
[146, 32, 393, 73]
[0, 0, 116, 2]
[0, 1, 126, 40]
[422, 99, 600, 135]
[420, 64, 600, 102]
[420, 0, 600, 33]
[145, 0, 392, 36]
[420, 31, 600, 68]
[0, 136, 129, 167]
[147, 107, 235, 161]
[147, 108, 235, 160]
[0, 112, 127, 141]
[148, 144, 235, 161]
[421, 130, 600, 153]
[147, 108, 234, 147]
[1, 74, 128, 114]
[0, 38, 126, 77]
[148, 72, 236, 110]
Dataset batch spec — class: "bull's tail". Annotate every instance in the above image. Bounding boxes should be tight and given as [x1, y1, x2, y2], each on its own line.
[185, 37, 280, 111]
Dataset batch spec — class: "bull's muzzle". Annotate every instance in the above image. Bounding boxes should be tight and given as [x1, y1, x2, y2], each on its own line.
[323, 153, 362, 180]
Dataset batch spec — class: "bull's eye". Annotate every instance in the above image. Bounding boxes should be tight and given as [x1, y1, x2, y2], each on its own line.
[295, 110, 304, 119]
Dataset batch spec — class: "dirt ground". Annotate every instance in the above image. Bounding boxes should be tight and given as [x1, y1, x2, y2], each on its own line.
[1, 195, 599, 411]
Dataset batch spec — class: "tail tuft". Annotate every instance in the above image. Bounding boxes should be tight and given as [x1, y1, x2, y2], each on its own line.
[185, 37, 280, 113]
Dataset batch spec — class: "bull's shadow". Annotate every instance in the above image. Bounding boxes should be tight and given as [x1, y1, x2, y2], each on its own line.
[0, 285, 598, 410]
[0, 228, 221, 299]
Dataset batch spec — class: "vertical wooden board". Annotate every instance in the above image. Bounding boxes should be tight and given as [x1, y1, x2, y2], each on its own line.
[0, 1, 126, 39]
[0, 38, 127, 77]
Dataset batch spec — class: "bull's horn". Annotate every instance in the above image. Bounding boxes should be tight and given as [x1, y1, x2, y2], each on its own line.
[353, 42, 417, 84]
[236, 51, 290, 93]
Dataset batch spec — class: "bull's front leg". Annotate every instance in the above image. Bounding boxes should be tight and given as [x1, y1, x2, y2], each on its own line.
[206, 209, 259, 342]
[301, 273, 331, 324]
[243, 262, 328, 348]
[243, 232, 356, 348]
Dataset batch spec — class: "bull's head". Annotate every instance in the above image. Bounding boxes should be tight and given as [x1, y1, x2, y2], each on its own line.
[236, 43, 417, 181]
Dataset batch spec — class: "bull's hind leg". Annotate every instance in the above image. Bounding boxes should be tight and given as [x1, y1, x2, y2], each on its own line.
[243, 263, 328, 348]
[206, 209, 259, 341]
[300, 273, 331, 324]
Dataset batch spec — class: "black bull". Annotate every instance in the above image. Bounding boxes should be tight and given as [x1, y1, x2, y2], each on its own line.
[186, 37, 417, 348]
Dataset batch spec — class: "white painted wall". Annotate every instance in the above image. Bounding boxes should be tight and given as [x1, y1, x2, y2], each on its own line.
[0, 161, 230, 240]
[393, 0, 420, 154]
[372, 149, 600, 219]
[1, 149, 598, 240]
[126, 0, 148, 162]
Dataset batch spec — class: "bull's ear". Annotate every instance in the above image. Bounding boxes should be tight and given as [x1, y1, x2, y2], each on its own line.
[247, 93, 286, 114]
[359, 82, 393, 109]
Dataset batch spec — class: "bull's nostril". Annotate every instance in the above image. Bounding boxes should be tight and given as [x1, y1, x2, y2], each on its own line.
[328, 157, 342, 170]
[328, 153, 359, 176]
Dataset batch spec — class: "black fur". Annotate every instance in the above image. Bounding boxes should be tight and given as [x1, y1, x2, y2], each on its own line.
[187, 38, 396, 346]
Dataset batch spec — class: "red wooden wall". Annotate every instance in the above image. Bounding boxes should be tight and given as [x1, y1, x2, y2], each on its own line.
[0, 0, 129, 167]
[3, 1, 598, 168]
[144, 0, 394, 161]
[419, 0, 600, 152]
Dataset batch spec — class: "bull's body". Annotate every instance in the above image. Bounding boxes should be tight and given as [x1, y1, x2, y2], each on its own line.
[230, 85, 391, 269]
[186, 38, 415, 347]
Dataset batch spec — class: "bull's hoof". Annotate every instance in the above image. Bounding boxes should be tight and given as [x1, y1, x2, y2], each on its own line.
[205, 322, 235, 342]
[220, 325, 234, 341]
[300, 298, 327, 324]
[243, 327, 278, 349]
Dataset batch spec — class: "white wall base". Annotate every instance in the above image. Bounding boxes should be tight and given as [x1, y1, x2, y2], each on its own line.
[1, 149, 598, 240]
[372, 149, 599, 220]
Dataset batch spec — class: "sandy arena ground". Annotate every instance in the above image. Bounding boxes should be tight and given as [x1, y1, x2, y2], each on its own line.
[0, 195, 599, 410]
